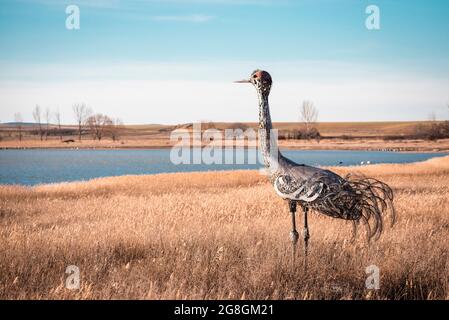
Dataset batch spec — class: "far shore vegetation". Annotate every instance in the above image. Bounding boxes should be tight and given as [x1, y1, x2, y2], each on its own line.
[2, 102, 449, 152]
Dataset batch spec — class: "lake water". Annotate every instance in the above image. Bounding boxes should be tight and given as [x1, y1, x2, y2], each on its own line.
[0, 149, 447, 186]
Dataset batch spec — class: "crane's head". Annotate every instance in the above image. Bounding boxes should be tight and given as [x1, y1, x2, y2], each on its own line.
[235, 69, 272, 96]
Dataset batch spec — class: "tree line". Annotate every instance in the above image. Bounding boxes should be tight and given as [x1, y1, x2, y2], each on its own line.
[12, 104, 123, 142]
[71, 103, 123, 141]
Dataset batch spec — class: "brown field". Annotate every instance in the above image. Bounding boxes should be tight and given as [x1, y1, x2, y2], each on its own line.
[1, 156, 449, 299]
[3, 121, 426, 138]
[2, 121, 449, 152]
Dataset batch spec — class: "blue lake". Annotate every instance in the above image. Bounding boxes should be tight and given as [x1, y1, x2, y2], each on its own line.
[0, 149, 447, 186]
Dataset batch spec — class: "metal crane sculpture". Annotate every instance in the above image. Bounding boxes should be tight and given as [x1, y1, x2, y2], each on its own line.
[235, 70, 395, 257]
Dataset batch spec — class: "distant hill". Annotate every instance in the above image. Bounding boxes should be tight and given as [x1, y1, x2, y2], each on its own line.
[0, 122, 37, 127]
[111, 121, 436, 138]
[161, 121, 431, 137]
[0, 120, 439, 139]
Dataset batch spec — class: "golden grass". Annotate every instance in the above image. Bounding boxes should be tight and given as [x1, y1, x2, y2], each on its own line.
[1, 157, 449, 299]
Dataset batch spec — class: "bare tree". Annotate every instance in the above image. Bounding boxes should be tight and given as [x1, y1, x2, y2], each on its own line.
[300, 100, 319, 139]
[44, 108, 51, 140]
[108, 118, 124, 142]
[416, 111, 444, 141]
[72, 103, 91, 141]
[32, 105, 43, 141]
[14, 112, 23, 142]
[54, 109, 63, 141]
[86, 113, 112, 141]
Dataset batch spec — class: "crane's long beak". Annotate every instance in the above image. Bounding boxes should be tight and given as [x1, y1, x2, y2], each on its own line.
[234, 79, 251, 83]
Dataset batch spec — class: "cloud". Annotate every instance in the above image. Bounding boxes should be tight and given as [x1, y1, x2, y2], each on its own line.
[2, 61, 449, 124]
[2, 77, 449, 124]
[151, 14, 214, 23]
[2, 60, 449, 123]
[2, 60, 447, 84]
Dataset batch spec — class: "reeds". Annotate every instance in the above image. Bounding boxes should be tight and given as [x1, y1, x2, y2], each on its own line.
[1, 156, 448, 299]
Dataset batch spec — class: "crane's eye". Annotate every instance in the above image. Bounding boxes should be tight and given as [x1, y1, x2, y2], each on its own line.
[253, 74, 257, 78]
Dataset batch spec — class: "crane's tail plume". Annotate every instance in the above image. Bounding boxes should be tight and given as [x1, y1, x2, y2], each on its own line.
[311, 174, 395, 241]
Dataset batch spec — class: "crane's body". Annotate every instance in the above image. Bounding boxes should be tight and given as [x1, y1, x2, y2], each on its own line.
[236, 70, 395, 257]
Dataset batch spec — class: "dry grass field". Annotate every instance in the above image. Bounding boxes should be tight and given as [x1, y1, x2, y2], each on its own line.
[1, 156, 449, 299]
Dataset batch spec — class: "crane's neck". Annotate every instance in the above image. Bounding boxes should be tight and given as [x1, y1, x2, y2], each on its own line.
[258, 90, 278, 169]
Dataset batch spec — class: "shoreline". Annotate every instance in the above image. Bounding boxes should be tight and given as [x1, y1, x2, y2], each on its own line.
[1, 145, 448, 153]
[2, 137, 449, 153]
[0, 143, 449, 153]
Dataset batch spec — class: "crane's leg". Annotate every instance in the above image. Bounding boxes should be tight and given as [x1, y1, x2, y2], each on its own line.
[289, 200, 299, 259]
[303, 206, 310, 257]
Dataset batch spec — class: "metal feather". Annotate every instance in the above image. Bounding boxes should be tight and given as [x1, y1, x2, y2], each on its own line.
[307, 173, 396, 240]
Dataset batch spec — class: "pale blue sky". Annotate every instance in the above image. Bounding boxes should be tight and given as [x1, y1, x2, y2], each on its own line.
[1, 0, 448, 124]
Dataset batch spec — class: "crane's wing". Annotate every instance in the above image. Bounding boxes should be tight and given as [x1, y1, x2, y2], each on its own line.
[273, 155, 343, 202]
[272, 154, 395, 240]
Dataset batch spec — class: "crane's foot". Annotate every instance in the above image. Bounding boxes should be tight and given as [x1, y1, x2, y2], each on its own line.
[288, 200, 299, 262]
[303, 227, 310, 255]
[290, 230, 299, 260]
[302, 227, 310, 271]
[290, 230, 299, 244]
